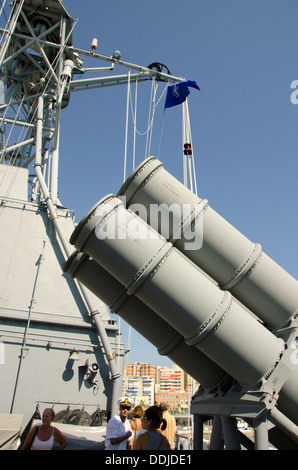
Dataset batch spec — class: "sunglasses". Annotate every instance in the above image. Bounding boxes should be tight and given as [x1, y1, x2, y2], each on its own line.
[120, 405, 131, 411]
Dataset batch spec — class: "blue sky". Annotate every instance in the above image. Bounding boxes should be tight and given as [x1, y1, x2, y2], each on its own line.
[59, 0, 298, 367]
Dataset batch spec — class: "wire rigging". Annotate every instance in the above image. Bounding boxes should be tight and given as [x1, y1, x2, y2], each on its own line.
[182, 99, 198, 196]
[123, 75, 169, 182]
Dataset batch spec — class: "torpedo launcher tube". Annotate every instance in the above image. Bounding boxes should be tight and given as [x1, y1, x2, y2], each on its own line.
[67, 195, 284, 388]
[117, 157, 298, 331]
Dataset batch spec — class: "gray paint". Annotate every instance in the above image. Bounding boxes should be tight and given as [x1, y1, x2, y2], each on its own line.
[68, 195, 284, 387]
[118, 157, 298, 330]
[64, 250, 227, 390]
[0, 189, 123, 426]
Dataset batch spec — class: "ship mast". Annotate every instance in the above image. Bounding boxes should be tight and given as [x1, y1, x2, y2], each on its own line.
[0, 0, 184, 203]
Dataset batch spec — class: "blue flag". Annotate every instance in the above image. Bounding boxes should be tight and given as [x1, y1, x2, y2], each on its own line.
[164, 80, 200, 109]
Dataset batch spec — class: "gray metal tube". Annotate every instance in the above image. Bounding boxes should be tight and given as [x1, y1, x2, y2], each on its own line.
[117, 157, 298, 329]
[192, 415, 204, 450]
[63, 250, 227, 390]
[35, 96, 121, 416]
[275, 365, 298, 427]
[221, 417, 241, 450]
[254, 413, 269, 450]
[209, 417, 224, 450]
[69, 195, 284, 386]
[269, 407, 298, 446]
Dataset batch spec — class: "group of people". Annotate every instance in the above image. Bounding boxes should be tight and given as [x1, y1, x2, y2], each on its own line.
[105, 396, 177, 451]
[20, 396, 177, 451]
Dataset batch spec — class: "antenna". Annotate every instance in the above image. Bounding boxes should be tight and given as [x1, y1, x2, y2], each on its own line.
[0, 0, 75, 204]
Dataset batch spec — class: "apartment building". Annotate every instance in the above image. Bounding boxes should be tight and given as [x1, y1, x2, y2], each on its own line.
[155, 365, 185, 392]
[155, 389, 190, 412]
[122, 363, 194, 410]
[124, 362, 156, 378]
[122, 374, 155, 406]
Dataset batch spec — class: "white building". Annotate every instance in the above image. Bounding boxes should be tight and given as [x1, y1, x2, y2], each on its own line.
[122, 375, 155, 407]
[155, 365, 185, 393]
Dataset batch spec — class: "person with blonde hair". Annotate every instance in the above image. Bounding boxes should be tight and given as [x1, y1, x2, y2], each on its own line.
[129, 405, 143, 446]
[159, 402, 176, 449]
[21, 408, 67, 450]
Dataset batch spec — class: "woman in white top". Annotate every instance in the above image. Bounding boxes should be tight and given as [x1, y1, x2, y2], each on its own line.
[21, 408, 67, 450]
